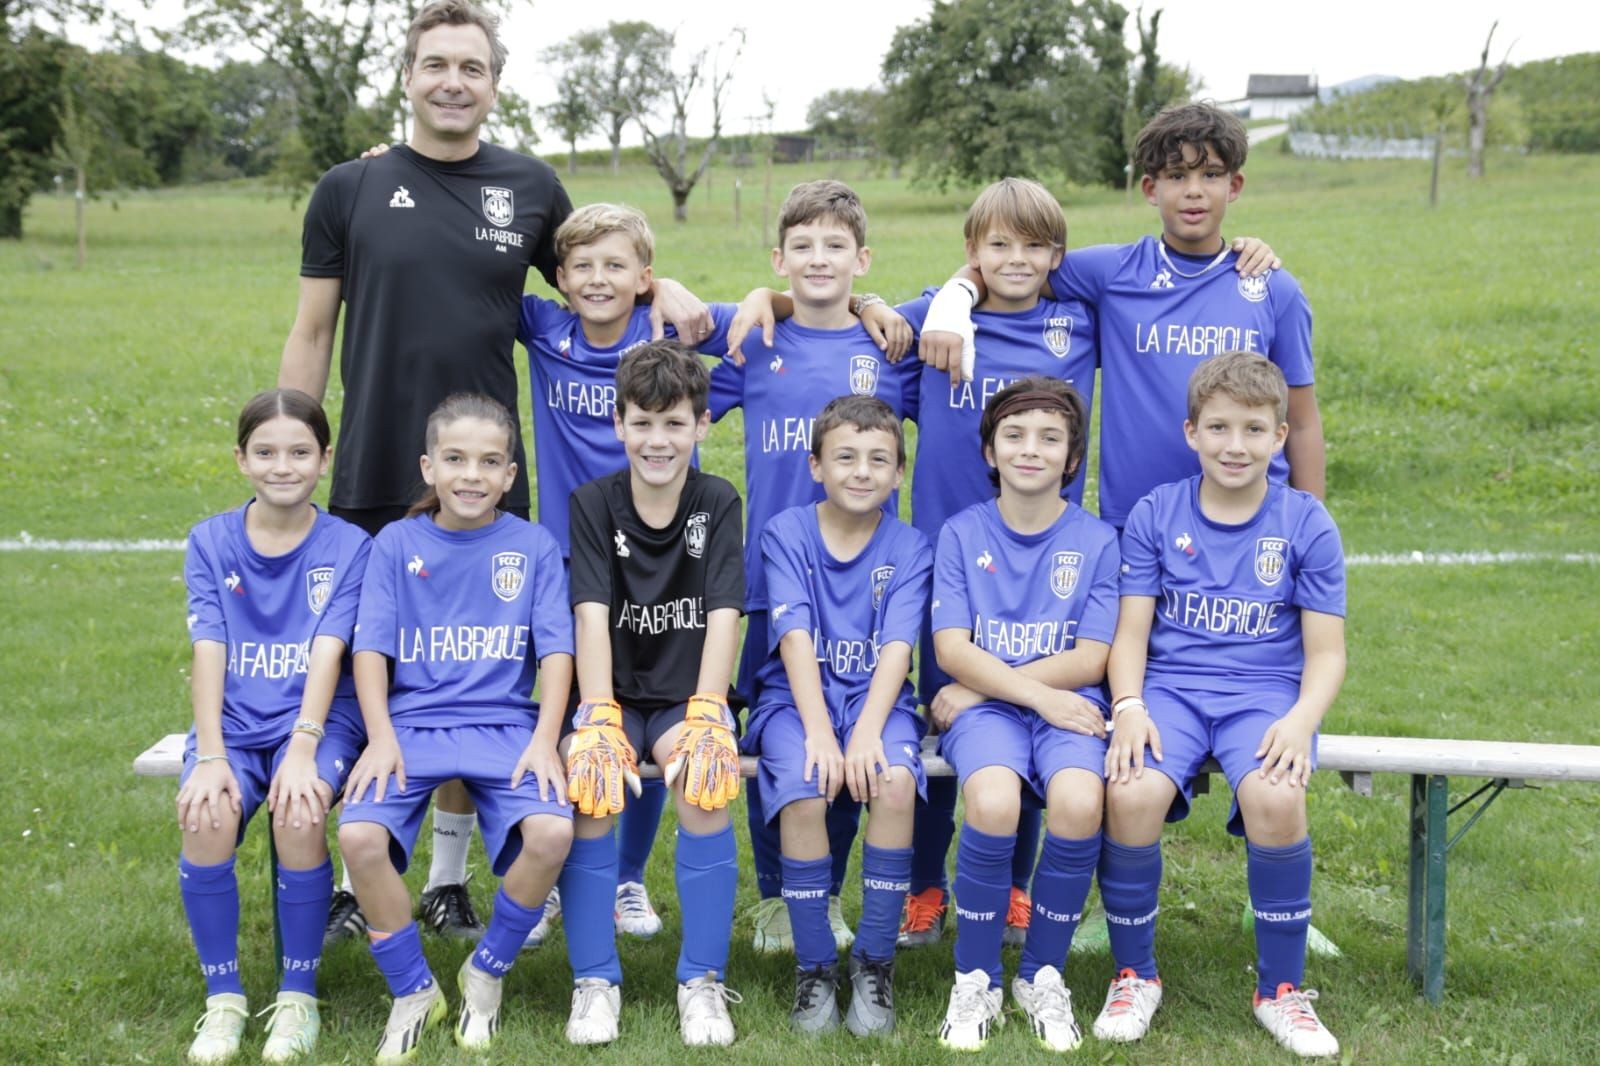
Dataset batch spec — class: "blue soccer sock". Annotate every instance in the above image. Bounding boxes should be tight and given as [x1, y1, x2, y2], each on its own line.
[1018, 833, 1100, 982]
[1247, 837, 1314, 997]
[746, 776, 784, 900]
[952, 825, 1014, 988]
[856, 844, 912, 963]
[781, 854, 835, 969]
[617, 778, 666, 885]
[1012, 808, 1043, 889]
[910, 776, 958, 895]
[368, 922, 434, 997]
[559, 833, 623, 984]
[179, 856, 243, 996]
[471, 888, 544, 979]
[275, 859, 332, 995]
[675, 823, 737, 983]
[826, 798, 862, 896]
[1098, 836, 1162, 980]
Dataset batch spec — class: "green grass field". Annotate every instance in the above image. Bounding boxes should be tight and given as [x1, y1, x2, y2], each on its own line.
[2, 144, 1598, 1063]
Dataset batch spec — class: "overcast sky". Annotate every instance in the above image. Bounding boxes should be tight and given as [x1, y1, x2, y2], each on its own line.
[108, 0, 1596, 150]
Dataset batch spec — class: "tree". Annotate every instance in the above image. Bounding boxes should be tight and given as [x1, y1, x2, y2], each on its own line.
[805, 87, 886, 152]
[484, 86, 538, 155]
[1121, 7, 1194, 194]
[1080, 0, 1131, 187]
[1463, 21, 1512, 179]
[540, 69, 596, 174]
[633, 28, 743, 223]
[542, 21, 672, 175]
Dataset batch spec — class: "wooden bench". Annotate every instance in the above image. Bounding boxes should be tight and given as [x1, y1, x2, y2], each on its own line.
[136, 731, 1600, 1003]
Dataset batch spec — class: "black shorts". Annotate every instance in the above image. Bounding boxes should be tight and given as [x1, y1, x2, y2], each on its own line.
[560, 699, 690, 762]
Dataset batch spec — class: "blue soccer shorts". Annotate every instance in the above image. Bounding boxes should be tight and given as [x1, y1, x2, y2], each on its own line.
[939, 699, 1108, 800]
[745, 700, 927, 824]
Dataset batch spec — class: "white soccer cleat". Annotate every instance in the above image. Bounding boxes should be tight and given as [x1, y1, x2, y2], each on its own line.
[615, 881, 663, 938]
[373, 984, 444, 1065]
[522, 887, 561, 951]
[187, 992, 247, 1064]
[1011, 965, 1082, 1051]
[453, 958, 503, 1051]
[565, 978, 621, 1045]
[827, 894, 855, 951]
[1092, 967, 1163, 1043]
[258, 991, 320, 1062]
[677, 971, 742, 1047]
[1253, 983, 1340, 1058]
[938, 968, 1003, 1051]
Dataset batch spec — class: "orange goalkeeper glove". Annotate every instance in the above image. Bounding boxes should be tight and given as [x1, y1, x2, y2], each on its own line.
[566, 699, 642, 817]
[663, 692, 741, 811]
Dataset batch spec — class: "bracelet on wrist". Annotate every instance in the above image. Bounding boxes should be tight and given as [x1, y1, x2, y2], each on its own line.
[852, 292, 885, 315]
[193, 753, 229, 765]
[291, 718, 326, 740]
[1111, 696, 1148, 718]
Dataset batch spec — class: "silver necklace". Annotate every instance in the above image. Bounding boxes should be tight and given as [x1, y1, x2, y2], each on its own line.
[1156, 239, 1230, 279]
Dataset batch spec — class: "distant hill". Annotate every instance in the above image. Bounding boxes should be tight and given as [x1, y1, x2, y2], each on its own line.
[1295, 52, 1599, 153]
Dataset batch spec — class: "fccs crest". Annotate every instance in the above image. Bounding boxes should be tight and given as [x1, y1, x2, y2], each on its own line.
[1237, 270, 1270, 303]
[1050, 551, 1083, 600]
[849, 354, 880, 396]
[871, 565, 896, 610]
[685, 511, 710, 559]
[305, 566, 335, 616]
[491, 551, 527, 602]
[1255, 537, 1287, 586]
[481, 186, 514, 228]
[1043, 316, 1073, 359]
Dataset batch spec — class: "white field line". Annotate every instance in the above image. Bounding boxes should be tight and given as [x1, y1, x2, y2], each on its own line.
[3, 536, 1597, 567]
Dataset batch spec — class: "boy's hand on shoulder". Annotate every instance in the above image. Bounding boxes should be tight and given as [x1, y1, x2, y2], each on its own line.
[1035, 688, 1108, 739]
[726, 287, 778, 365]
[843, 728, 890, 802]
[1255, 709, 1317, 788]
[1105, 705, 1162, 783]
[860, 301, 914, 362]
[1231, 236, 1282, 277]
[803, 728, 847, 802]
[929, 682, 983, 733]
[920, 280, 978, 384]
[358, 143, 392, 160]
[650, 278, 714, 345]
[176, 759, 241, 833]
[344, 734, 404, 805]
[515, 733, 573, 806]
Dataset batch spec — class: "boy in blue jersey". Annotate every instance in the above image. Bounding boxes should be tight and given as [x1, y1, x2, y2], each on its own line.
[559, 341, 746, 1047]
[338, 394, 576, 1062]
[709, 179, 921, 953]
[1096, 353, 1345, 1058]
[745, 396, 932, 1037]
[930, 376, 1120, 1052]
[922, 102, 1320, 528]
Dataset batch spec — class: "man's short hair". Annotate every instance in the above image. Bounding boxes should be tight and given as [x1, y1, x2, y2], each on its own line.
[555, 203, 655, 267]
[1135, 102, 1249, 176]
[978, 376, 1089, 489]
[1187, 351, 1289, 424]
[810, 395, 906, 467]
[777, 180, 867, 248]
[615, 340, 710, 417]
[403, 0, 507, 83]
[963, 177, 1066, 249]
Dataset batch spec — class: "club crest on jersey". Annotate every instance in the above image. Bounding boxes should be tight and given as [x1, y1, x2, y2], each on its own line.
[305, 566, 335, 616]
[481, 186, 514, 228]
[491, 551, 527, 602]
[1050, 551, 1083, 600]
[871, 565, 895, 610]
[1238, 270, 1270, 303]
[1042, 316, 1073, 359]
[849, 354, 880, 396]
[1255, 537, 1287, 586]
[685, 511, 709, 559]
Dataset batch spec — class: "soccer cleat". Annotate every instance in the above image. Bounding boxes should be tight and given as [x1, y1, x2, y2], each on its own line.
[418, 880, 484, 940]
[749, 896, 794, 954]
[938, 968, 1003, 1051]
[1253, 983, 1340, 1058]
[790, 963, 841, 1035]
[1012, 965, 1082, 1052]
[1002, 885, 1031, 948]
[677, 971, 742, 1047]
[522, 887, 561, 951]
[565, 978, 621, 1045]
[843, 954, 897, 1037]
[187, 992, 248, 1064]
[454, 958, 502, 1051]
[827, 894, 855, 950]
[615, 880, 663, 938]
[897, 886, 947, 948]
[258, 991, 320, 1063]
[323, 889, 367, 946]
[373, 984, 444, 1065]
[1092, 967, 1163, 1043]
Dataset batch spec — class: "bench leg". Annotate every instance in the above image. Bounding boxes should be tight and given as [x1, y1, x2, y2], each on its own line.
[270, 832, 283, 981]
[1406, 773, 1448, 1003]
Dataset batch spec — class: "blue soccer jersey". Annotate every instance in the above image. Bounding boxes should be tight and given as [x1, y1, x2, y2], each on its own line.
[184, 504, 371, 748]
[708, 318, 920, 611]
[353, 513, 574, 727]
[519, 297, 737, 556]
[754, 505, 933, 726]
[899, 290, 1098, 527]
[1054, 237, 1314, 527]
[1120, 476, 1345, 693]
[931, 499, 1120, 709]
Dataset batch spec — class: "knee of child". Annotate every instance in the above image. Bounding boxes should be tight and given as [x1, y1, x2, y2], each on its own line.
[1239, 777, 1308, 839]
[520, 813, 575, 857]
[875, 768, 918, 814]
[271, 815, 330, 863]
[337, 822, 390, 871]
[962, 781, 1021, 834]
[781, 796, 828, 828]
[674, 794, 731, 835]
[1045, 785, 1103, 838]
